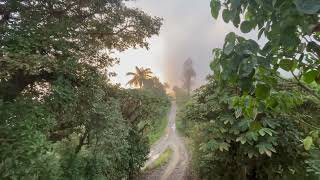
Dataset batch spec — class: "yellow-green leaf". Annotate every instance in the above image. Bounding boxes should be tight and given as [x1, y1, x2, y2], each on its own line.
[303, 136, 313, 151]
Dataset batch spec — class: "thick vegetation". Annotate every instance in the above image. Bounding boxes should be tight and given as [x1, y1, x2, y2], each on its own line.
[181, 78, 320, 179]
[147, 108, 170, 145]
[0, 0, 170, 179]
[179, 0, 320, 179]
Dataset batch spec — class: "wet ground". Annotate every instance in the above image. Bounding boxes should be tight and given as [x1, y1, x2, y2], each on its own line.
[141, 102, 190, 180]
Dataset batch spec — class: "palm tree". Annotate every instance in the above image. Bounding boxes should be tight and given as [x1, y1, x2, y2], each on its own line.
[126, 66, 153, 88]
[183, 58, 196, 96]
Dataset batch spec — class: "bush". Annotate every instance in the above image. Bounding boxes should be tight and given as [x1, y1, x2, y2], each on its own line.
[181, 79, 319, 179]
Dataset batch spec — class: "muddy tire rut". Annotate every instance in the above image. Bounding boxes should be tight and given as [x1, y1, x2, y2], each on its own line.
[141, 102, 190, 180]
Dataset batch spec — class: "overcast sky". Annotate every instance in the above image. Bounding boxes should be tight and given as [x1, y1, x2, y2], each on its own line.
[111, 0, 260, 89]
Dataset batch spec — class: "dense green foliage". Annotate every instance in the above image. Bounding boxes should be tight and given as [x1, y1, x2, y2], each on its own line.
[0, 0, 170, 179]
[147, 106, 170, 145]
[181, 78, 320, 179]
[178, 0, 320, 179]
[173, 86, 189, 107]
[209, 0, 320, 102]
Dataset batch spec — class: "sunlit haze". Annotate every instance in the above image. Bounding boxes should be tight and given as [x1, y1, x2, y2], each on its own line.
[111, 0, 260, 89]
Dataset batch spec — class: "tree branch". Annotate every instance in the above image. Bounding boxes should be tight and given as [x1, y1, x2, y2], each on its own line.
[290, 71, 320, 101]
[0, 70, 55, 102]
[75, 129, 89, 154]
[0, 70, 81, 102]
[260, 66, 320, 101]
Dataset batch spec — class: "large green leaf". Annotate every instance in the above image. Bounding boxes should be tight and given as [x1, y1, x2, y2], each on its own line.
[219, 142, 231, 152]
[222, 9, 231, 23]
[223, 33, 236, 55]
[303, 70, 319, 84]
[224, 43, 234, 55]
[256, 143, 275, 157]
[238, 59, 256, 78]
[225, 32, 236, 43]
[255, 84, 271, 100]
[258, 128, 274, 137]
[232, 14, 241, 28]
[279, 59, 295, 72]
[294, 0, 320, 14]
[240, 21, 253, 33]
[210, 0, 221, 19]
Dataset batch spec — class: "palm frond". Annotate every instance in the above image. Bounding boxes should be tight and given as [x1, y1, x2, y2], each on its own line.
[135, 66, 141, 74]
[126, 72, 136, 76]
[127, 66, 155, 88]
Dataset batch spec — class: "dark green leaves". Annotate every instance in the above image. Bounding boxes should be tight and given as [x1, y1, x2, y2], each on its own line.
[272, 0, 277, 7]
[228, 34, 240, 44]
[250, 121, 262, 131]
[255, 84, 271, 100]
[256, 143, 276, 157]
[223, 32, 236, 55]
[219, 142, 231, 151]
[210, 0, 221, 19]
[210, 50, 221, 72]
[279, 59, 296, 72]
[222, 9, 231, 23]
[203, 0, 320, 177]
[294, 0, 320, 14]
[0, 0, 167, 179]
[258, 28, 265, 40]
[240, 21, 254, 33]
[239, 61, 255, 78]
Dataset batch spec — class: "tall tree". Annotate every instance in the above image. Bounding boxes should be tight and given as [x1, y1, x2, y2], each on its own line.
[182, 58, 196, 96]
[126, 66, 153, 88]
[0, 0, 164, 179]
[0, 0, 162, 102]
[143, 77, 167, 95]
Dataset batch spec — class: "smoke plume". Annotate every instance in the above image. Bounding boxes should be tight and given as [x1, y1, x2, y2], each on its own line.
[123, 0, 260, 89]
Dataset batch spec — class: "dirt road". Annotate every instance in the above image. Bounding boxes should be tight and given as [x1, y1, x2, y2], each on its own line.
[143, 101, 189, 180]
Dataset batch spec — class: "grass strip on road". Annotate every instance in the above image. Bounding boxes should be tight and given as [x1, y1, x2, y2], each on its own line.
[144, 147, 173, 171]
